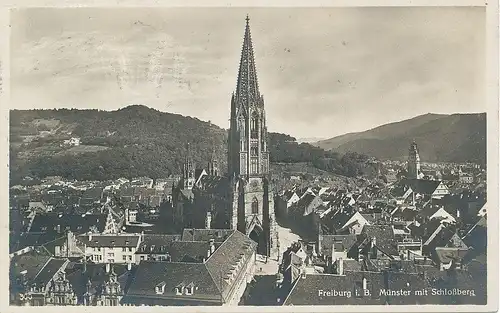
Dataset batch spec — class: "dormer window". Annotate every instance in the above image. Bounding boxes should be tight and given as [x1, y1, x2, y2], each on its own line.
[185, 283, 195, 295]
[175, 283, 185, 295]
[155, 281, 166, 295]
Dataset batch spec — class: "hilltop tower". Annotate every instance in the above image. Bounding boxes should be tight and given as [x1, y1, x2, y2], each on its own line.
[407, 141, 422, 179]
[227, 16, 276, 257]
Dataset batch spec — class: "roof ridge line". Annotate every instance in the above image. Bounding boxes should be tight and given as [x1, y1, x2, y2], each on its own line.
[33, 256, 54, 281]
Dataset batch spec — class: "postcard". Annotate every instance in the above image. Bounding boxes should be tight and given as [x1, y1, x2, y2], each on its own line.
[2, 2, 498, 312]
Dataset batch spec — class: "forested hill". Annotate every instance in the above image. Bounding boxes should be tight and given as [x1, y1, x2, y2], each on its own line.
[314, 113, 487, 165]
[9, 105, 375, 183]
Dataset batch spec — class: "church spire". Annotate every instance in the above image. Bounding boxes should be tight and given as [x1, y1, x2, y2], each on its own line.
[236, 15, 260, 104]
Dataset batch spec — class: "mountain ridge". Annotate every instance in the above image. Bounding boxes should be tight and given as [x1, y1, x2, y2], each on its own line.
[314, 112, 486, 165]
[9, 105, 377, 183]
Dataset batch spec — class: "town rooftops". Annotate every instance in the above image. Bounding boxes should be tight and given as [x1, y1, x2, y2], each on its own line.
[123, 261, 222, 305]
[283, 272, 385, 305]
[401, 179, 442, 195]
[124, 230, 257, 305]
[319, 234, 357, 256]
[136, 240, 221, 263]
[360, 225, 399, 256]
[32, 258, 68, 286]
[29, 212, 107, 234]
[181, 228, 234, 242]
[10, 247, 53, 281]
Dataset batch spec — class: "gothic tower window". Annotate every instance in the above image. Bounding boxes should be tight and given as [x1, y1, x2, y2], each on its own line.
[251, 146, 258, 156]
[251, 112, 259, 139]
[252, 198, 259, 214]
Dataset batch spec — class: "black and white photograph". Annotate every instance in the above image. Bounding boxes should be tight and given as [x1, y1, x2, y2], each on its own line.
[5, 4, 498, 310]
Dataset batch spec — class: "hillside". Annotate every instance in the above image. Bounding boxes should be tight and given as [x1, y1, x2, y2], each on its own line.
[9, 105, 375, 183]
[314, 113, 486, 165]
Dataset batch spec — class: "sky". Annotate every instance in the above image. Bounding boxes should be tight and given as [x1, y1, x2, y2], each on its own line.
[10, 7, 486, 139]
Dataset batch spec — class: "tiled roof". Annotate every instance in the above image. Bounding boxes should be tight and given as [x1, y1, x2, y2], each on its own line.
[143, 234, 182, 244]
[361, 225, 399, 256]
[342, 259, 362, 272]
[124, 261, 222, 305]
[13, 232, 62, 252]
[402, 179, 441, 195]
[32, 258, 67, 286]
[205, 230, 257, 299]
[181, 229, 234, 242]
[137, 240, 219, 263]
[384, 272, 429, 304]
[81, 187, 104, 200]
[321, 209, 356, 234]
[29, 213, 107, 234]
[10, 247, 53, 280]
[319, 234, 357, 256]
[77, 234, 140, 248]
[283, 272, 386, 305]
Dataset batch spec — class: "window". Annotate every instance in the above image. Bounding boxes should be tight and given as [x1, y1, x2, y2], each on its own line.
[122, 248, 127, 252]
[128, 256, 133, 261]
[175, 287, 183, 295]
[108, 253, 114, 257]
[155, 282, 166, 295]
[185, 285, 194, 295]
[252, 198, 259, 214]
[109, 259, 115, 263]
[251, 146, 258, 156]
[128, 247, 133, 252]
[123, 255, 127, 261]
[251, 112, 259, 139]
[140, 256, 145, 261]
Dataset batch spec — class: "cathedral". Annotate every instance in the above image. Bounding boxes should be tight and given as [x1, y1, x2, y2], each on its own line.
[167, 16, 277, 257]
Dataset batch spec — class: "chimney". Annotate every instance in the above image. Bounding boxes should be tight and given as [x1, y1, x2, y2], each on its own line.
[331, 243, 336, 263]
[205, 212, 212, 229]
[317, 224, 323, 254]
[209, 239, 215, 254]
[106, 263, 110, 273]
[207, 249, 211, 258]
[89, 234, 92, 241]
[362, 277, 367, 290]
[337, 257, 344, 275]
[371, 237, 376, 248]
[127, 262, 132, 271]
